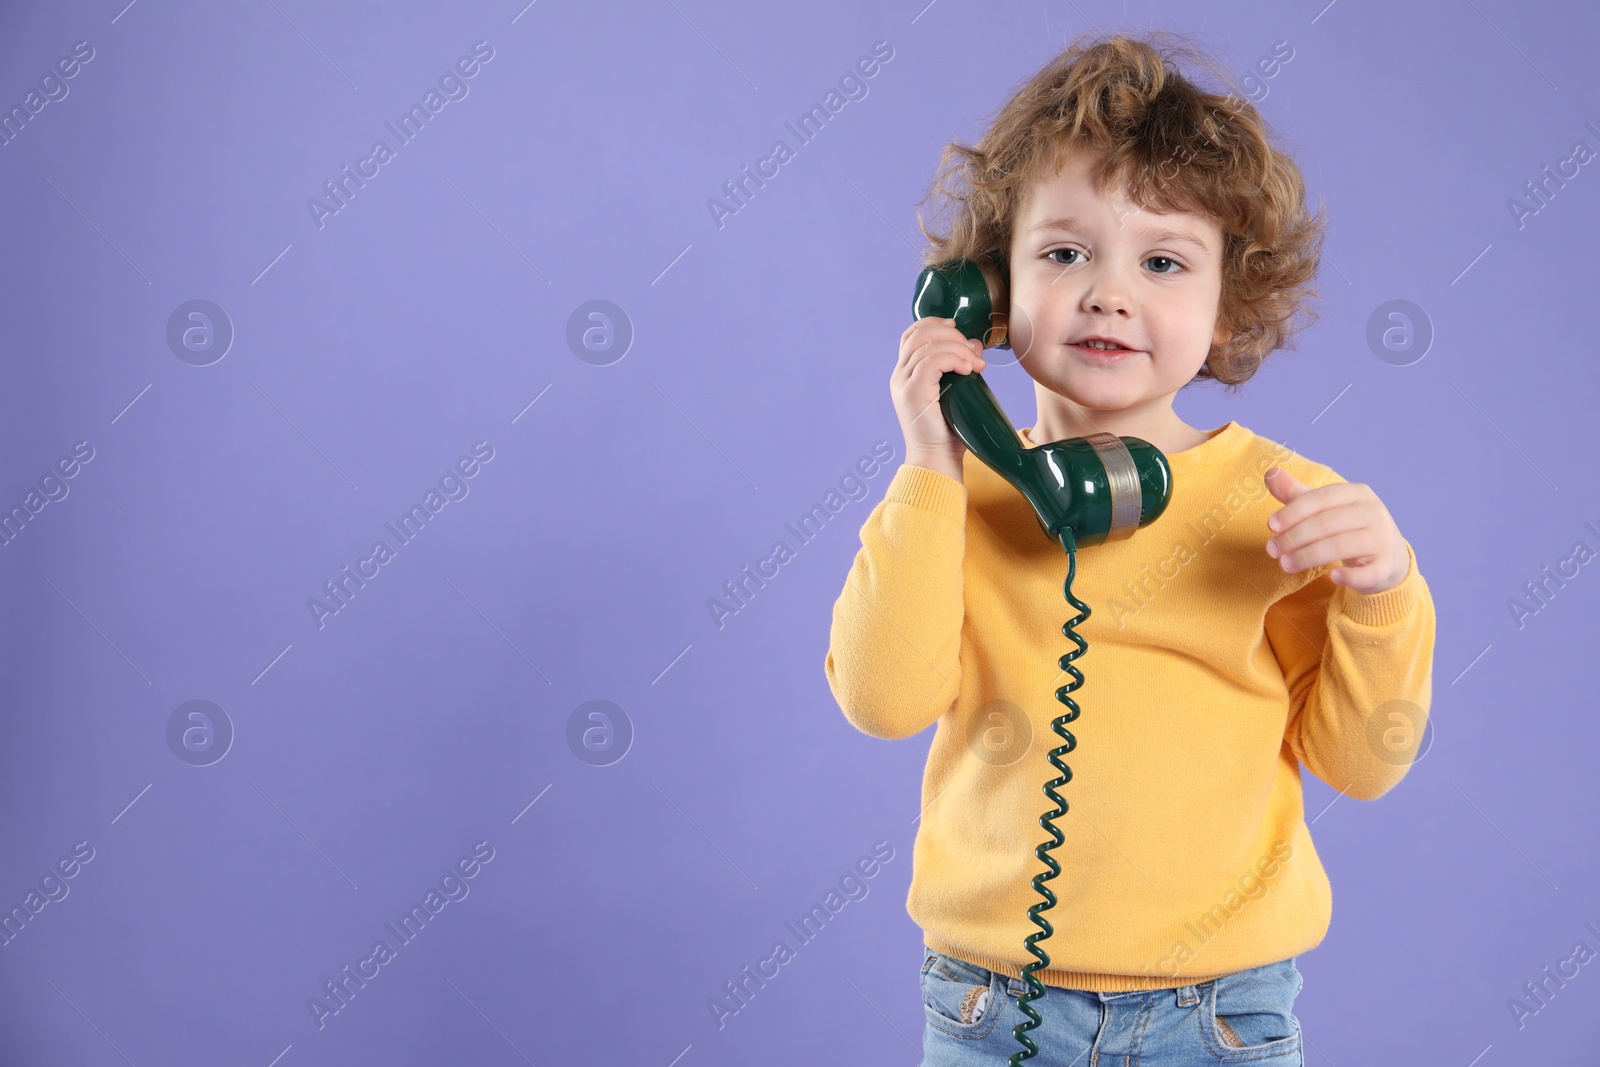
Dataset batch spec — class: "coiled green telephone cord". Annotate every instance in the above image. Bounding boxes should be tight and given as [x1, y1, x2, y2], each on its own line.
[1009, 527, 1090, 1064]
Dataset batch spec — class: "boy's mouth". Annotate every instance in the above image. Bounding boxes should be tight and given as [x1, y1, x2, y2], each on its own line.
[1067, 334, 1139, 358]
[1069, 341, 1139, 361]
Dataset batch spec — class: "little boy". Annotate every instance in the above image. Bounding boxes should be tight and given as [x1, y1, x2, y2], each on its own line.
[824, 31, 1436, 1066]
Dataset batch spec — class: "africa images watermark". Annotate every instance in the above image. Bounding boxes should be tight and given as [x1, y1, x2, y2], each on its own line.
[1136, 840, 1296, 981]
[0, 39, 95, 150]
[1507, 917, 1600, 1032]
[706, 39, 895, 230]
[0, 440, 95, 549]
[1506, 518, 1599, 631]
[0, 840, 96, 948]
[707, 840, 895, 1029]
[308, 840, 496, 1030]
[1506, 118, 1599, 231]
[1120, 40, 1294, 198]
[1105, 437, 1296, 629]
[307, 441, 495, 630]
[706, 440, 895, 630]
[306, 40, 496, 229]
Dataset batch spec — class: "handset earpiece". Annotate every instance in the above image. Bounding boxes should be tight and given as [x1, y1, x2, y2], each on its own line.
[911, 253, 1012, 349]
[911, 257, 1174, 548]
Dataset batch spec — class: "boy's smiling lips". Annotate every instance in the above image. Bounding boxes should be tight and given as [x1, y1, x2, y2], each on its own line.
[1066, 334, 1142, 362]
[1068, 333, 1137, 349]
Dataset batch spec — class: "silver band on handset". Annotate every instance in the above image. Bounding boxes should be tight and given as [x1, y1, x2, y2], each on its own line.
[1084, 433, 1142, 542]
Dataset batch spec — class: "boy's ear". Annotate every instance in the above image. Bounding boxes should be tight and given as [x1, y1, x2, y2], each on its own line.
[983, 249, 1011, 292]
[1210, 319, 1232, 349]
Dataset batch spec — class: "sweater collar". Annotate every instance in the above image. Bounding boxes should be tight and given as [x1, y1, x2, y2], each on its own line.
[1020, 420, 1250, 477]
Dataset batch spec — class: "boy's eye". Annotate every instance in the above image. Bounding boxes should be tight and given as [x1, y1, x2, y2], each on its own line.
[1044, 248, 1185, 274]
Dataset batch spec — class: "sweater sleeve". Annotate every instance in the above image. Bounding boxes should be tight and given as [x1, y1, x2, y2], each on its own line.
[1264, 474, 1437, 802]
[823, 463, 968, 740]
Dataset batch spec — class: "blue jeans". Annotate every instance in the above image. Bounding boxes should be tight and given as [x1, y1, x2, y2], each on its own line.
[919, 947, 1304, 1066]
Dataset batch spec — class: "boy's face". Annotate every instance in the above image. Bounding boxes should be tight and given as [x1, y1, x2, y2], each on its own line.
[1005, 149, 1228, 416]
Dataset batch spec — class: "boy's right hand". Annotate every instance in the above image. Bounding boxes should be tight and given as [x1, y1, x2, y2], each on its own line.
[892, 317, 987, 482]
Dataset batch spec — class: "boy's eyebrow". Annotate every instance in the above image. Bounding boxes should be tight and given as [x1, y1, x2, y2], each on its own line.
[1028, 214, 1211, 254]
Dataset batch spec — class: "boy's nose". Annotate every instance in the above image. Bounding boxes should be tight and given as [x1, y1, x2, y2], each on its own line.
[1076, 266, 1137, 316]
[1081, 287, 1134, 316]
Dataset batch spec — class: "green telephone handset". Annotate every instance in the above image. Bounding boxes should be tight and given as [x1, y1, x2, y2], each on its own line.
[910, 256, 1175, 1065]
[910, 255, 1174, 545]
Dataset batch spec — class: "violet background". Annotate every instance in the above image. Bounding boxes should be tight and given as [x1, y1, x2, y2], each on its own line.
[1, 0, 1597, 1064]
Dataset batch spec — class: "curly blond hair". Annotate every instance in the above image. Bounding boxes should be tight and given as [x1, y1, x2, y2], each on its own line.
[916, 30, 1327, 392]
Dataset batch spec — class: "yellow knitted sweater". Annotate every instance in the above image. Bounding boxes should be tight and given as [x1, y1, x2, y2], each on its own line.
[824, 420, 1436, 992]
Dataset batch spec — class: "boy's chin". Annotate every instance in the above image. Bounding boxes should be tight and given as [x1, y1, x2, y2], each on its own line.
[1042, 378, 1149, 413]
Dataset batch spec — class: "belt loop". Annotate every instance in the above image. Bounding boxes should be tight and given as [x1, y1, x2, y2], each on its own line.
[1174, 983, 1199, 1008]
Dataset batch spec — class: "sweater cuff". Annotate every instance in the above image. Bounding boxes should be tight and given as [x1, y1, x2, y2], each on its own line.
[885, 462, 968, 523]
[1335, 540, 1423, 627]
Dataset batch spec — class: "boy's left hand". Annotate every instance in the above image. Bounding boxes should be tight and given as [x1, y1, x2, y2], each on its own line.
[1262, 468, 1410, 595]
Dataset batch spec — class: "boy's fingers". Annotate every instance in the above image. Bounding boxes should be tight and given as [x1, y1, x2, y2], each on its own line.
[1276, 529, 1377, 573]
[1264, 467, 1309, 499]
[897, 318, 963, 370]
[1267, 479, 1353, 534]
[1325, 558, 1378, 588]
[1265, 507, 1362, 559]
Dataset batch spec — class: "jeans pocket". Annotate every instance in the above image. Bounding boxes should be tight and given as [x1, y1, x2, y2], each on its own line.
[920, 950, 1003, 1037]
[1199, 960, 1302, 1061]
